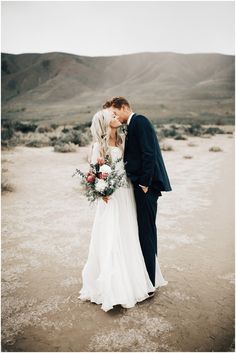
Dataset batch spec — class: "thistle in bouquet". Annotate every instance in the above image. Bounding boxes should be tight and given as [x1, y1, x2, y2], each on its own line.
[72, 155, 127, 203]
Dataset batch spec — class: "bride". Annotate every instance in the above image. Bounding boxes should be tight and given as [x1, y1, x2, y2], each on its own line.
[78, 109, 168, 312]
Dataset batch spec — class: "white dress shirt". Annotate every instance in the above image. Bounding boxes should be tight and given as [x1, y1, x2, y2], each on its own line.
[127, 112, 135, 125]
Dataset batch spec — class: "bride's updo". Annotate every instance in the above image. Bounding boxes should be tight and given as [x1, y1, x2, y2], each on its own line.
[90, 109, 123, 159]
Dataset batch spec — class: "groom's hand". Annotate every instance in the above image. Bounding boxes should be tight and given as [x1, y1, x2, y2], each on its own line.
[139, 184, 149, 193]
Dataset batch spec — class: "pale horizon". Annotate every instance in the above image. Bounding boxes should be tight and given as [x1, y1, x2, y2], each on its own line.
[1, 49, 235, 57]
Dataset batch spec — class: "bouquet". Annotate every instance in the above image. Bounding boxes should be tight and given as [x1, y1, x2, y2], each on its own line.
[72, 155, 127, 203]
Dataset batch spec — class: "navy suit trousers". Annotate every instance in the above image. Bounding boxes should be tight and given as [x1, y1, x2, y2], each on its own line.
[133, 184, 159, 287]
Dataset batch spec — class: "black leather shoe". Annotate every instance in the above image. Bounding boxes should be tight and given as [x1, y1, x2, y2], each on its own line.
[148, 292, 155, 297]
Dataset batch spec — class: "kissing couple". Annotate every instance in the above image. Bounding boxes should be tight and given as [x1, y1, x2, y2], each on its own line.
[79, 96, 172, 312]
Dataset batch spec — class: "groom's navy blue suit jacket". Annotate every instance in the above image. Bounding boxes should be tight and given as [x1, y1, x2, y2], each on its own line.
[124, 113, 172, 193]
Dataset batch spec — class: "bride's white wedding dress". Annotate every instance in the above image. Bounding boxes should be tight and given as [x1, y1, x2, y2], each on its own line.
[78, 143, 168, 312]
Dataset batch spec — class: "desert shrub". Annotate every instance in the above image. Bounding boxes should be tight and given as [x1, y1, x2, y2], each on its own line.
[4, 136, 18, 147]
[1, 127, 14, 141]
[54, 142, 77, 153]
[160, 128, 178, 138]
[49, 136, 58, 146]
[1, 141, 9, 149]
[1, 121, 20, 148]
[184, 123, 204, 136]
[160, 143, 174, 151]
[25, 140, 45, 148]
[1, 120, 15, 139]
[73, 122, 91, 132]
[226, 131, 233, 134]
[174, 134, 187, 140]
[183, 155, 193, 159]
[203, 127, 224, 135]
[1, 178, 14, 193]
[156, 129, 166, 141]
[58, 128, 92, 146]
[36, 125, 53, 133]
[62, 126, 70, 133]
[50, 123, 59, 130]
[15, 131, 50, 147]
[57, 131, 75, 144]
[78, 128, 92, 146]
[209, 146, 223, 152]
[154, 123, 164, 129]
[14, 121, 38, 133]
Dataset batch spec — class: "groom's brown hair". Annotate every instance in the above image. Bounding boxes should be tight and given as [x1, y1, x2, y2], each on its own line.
[103, 96, 130, 109]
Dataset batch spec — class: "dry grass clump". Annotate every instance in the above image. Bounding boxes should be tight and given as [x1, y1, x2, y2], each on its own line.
[56, 128, 92, 147]
[25, 140, 47, 148]
[54, 142, 77, 153]
[1, 178, 15, 193]
[204, 127, 224, 135]
[160, 143, 174, 151]
[174, 134, 187, 140]
[36, 125, 54, 133]
[209, 146, 223, 152]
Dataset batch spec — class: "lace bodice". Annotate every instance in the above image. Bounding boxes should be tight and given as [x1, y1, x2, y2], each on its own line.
[109, 146, 122, 161]
[90, 143, 124, 170]
[109, 146, 125, 173]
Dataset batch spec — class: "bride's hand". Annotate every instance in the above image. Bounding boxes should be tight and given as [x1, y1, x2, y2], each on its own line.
[102, 196, 110, 203]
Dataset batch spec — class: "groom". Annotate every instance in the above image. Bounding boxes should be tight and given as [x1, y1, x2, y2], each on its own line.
[103, 97, 172, 294]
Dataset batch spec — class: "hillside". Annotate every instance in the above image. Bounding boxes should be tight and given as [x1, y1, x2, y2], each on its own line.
[1, 51, 235, 124]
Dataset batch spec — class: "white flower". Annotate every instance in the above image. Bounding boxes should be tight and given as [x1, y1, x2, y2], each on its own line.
[95, 179, 107, 192]
[99, 164, 112, 174]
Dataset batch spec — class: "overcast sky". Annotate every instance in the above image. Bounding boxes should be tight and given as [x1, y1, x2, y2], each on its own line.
[1, 1, 235, 57]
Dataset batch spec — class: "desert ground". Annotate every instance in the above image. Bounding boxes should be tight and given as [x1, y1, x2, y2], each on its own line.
[1, 132, 235, 352]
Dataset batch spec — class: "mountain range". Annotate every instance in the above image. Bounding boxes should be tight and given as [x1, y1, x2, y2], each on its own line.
[1, 51, 235, 124]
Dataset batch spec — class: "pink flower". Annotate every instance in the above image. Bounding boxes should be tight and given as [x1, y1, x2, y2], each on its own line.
[86, 173, 95, 183]
[97, 158, 105, 166]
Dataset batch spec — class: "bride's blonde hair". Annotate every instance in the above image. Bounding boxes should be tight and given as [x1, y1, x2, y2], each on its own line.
[90, 109, 123, 159]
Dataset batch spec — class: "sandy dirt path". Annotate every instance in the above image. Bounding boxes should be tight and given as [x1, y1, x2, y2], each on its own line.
[1, 133, 235, 352]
